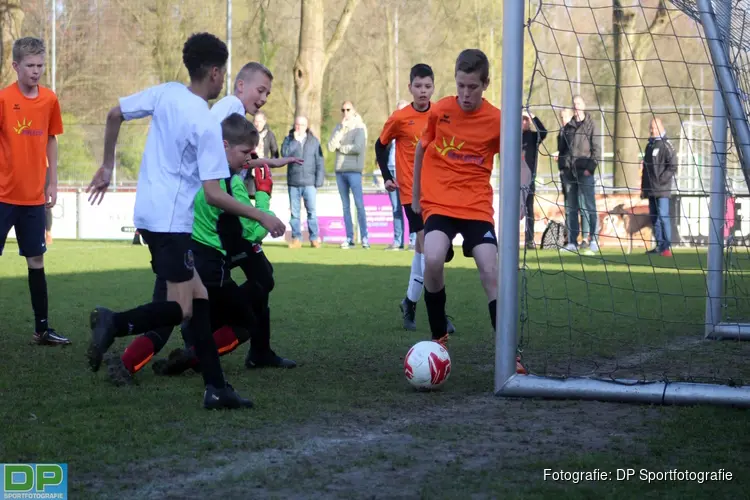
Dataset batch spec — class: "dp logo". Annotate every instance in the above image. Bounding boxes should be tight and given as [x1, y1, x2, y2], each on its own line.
[1, 463, 67, 499]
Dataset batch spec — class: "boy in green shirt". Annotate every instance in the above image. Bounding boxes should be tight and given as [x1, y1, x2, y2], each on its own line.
[104, 113, 294, 386]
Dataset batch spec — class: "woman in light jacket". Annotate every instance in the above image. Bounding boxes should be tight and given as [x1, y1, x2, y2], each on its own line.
[328, 100, 369, 249]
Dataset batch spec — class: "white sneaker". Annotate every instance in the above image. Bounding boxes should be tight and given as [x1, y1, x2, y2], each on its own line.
[589, 241, 600, 253]
[561, 243, 578, 253]
[340, 241, 353, 249]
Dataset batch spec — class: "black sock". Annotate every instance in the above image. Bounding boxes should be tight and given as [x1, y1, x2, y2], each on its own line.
[189, 298, 226, 389]
[28, 268, 49, 333]
[489, 299, 497, 331]
[145, 325, 175, 354]
[423, 287, 447, 339]
[250, 297, 272, 354]
[112, 301, 183, 337]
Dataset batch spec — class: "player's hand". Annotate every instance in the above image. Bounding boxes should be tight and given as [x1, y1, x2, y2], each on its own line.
[384, 179, 399, 192]
[260, 213, 286, 238]
[412, 199, 421, 215]
[253, 164, 273, 194]
[45, 183, 58, 208]
[86, 166, 113, 205]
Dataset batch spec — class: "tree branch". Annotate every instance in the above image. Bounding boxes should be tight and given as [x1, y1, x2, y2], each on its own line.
[634, 0, 670, 57]
[323, 0, 360, 68]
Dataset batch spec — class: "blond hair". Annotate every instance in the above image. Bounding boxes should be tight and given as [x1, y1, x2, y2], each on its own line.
[13, 37, 45, 63]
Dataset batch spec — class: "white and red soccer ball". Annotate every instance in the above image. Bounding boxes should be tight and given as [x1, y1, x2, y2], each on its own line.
[404, 341, 452, 390]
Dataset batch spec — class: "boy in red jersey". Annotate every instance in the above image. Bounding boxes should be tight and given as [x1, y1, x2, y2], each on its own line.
[0, 37, 70, 346]
[412, 49, 528, 373]
[375, 63, 455, 333]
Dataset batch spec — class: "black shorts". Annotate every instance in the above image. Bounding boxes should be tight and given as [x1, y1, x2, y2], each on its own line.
[139, 229, 195, 284]
[424, 214, 497, 258]
[228, 241, 275, 295]
[189, 240, 233, 288]
[403, 204, 424, 233]
[0, 202, 46, 257]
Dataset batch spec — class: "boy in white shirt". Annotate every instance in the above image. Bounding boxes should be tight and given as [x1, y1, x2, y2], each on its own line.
[85, 32, 285, 410]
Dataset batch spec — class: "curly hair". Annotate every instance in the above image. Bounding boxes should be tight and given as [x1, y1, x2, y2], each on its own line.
[182, 32, 228, 81]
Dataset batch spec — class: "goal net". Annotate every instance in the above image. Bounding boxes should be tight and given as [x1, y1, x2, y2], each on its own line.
[496, 0, 750, 405]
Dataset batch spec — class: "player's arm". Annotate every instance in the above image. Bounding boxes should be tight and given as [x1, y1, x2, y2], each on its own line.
[412, 141, 426, 214]
[45, 137, 58, 206]
[375, 114, 398, 183]
[198, 124, 285, 237]
[230, 175, 272, 242]
[87, 105, 125, 204]
[246, 156, 302, 169]
[45, 97, 64, 208]
[412, 108, 438, 213]
[374, 140, 394, 182]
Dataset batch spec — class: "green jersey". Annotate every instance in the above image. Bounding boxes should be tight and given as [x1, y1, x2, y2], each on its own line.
[192, 174, 274, 255]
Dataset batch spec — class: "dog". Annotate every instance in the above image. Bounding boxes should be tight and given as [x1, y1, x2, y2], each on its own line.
[607, 203, 653, 254]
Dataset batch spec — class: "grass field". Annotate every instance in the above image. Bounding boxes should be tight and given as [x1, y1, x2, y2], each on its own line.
[1, 240, 749, 499]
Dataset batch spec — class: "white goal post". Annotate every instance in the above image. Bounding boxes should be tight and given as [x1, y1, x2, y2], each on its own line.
[493, 0, 750, 407]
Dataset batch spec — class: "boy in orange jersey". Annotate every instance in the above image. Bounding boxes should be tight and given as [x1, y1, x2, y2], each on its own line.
[375, 63, 455, 333]
[0, 37, 70, 346]
[412, 49, 528, 373]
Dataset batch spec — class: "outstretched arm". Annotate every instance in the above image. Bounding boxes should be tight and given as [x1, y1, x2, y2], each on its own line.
[412, 142, 425, 213]
[87, 106, 124, 204]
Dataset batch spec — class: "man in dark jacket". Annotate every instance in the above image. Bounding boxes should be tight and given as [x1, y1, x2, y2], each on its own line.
[559, 95, 601, 254]
[282, 115, 325, 248]
[522, 110, 547, 248]
[641, 117, 677, 257]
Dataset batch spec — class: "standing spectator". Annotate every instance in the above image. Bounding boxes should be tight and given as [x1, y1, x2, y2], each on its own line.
[328, 100, 369, 249]
[559, 95, 600, 255]
[254, 111, 279, 160]
[282, 115, 324, 248]
[521, 109, 547, 248]
[641, 117, 677, 257]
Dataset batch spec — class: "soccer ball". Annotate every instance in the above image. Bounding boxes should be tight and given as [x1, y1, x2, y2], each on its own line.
[404, 341, 452, 390]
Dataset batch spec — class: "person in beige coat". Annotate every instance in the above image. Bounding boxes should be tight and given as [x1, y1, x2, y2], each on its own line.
[328, 100, 369, 249]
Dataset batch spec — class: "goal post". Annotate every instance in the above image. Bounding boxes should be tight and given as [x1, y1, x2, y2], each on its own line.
[494, 0, 750, 407]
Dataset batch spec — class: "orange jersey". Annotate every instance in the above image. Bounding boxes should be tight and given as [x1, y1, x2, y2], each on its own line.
[0, 82, 63, 205]
[419, 97, 500, 224]
[379, 103, 431, 205]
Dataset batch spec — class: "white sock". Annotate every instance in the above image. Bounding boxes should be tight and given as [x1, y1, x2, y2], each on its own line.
[406, 252, 425, 302]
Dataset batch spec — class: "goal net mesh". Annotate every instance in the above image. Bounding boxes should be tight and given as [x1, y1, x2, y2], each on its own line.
[520, 0, 750, 385]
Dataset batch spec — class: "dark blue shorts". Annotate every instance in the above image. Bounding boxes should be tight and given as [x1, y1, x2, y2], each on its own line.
[0, 202, 47, 258]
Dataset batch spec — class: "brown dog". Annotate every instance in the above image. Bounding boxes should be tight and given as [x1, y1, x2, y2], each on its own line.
[607, 203, 653, 254]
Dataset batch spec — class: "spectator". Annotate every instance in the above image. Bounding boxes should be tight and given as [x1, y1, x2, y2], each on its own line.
[554, 108, 574, 208]
[521, 109, 547, 249]
[282, 116, 325, 248]
[328, 100, 369, 249]
[254, 111, 279, 160]
[641, 117, 677, 257]
[559, 95, 600, 255]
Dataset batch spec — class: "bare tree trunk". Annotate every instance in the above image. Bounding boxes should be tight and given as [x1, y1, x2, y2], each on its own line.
[0, 0, 23, 86]
[612, 0, 668, 188]
[293, 0, 360, 138]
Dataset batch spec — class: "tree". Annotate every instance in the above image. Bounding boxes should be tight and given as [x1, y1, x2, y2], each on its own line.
[0, 0, 23, 86]
[293, 0, 361, 138]
[612, 0, 669, 188]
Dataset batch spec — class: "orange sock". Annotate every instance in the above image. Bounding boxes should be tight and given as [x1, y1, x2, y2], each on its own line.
[121, 336, 155, 373]
[213, 326, 239, 356]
